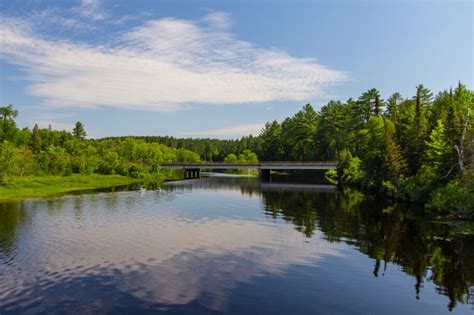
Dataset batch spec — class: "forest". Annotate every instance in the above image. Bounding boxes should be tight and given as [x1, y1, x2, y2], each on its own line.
[0, 83, 473, 217]
[256, 83, 473, 218]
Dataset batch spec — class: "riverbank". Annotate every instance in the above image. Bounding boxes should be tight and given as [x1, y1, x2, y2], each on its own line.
[0, 175, 142, 201]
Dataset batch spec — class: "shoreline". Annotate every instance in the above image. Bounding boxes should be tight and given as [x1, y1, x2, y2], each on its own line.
[0, 175, 143, 202]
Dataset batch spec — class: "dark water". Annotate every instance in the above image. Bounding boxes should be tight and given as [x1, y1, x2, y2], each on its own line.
[0, 175, 473, 314]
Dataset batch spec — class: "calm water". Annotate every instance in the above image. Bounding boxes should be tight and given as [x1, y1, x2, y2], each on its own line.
[0, 175, 473, 314]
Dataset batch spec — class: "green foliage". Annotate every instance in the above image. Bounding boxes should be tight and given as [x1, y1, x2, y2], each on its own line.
[280, 104, 318, 161]
[427, 180, 473, 217]
[0, 105, 19, 143]
[397, 165, 438, 204]
[238, 149, 258, 163]
[224, 153, 238, 163]
[383, 119, 407, 186]
[314, 101, 351, 160]
[260, 121, 283, 161]
[337, 150, 365, 185]
[1, 82, 473, 216]
[324, 169, 338, 185]
[0, 141, 19, 185]
[424, 119, 450, 172]
[72, 121, 87, 139]
[361, 116, 386, 188]
[224, 149, 258, 163]
[0, 106, 205, 183]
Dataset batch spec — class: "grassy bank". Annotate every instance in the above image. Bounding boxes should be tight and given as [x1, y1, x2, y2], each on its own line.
[0, 175, 142, 201]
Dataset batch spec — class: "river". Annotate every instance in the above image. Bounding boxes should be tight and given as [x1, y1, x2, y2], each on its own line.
[0, 174, 473, 314]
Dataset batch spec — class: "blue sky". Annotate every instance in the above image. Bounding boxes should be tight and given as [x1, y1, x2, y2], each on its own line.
[0, 0, 472, 138]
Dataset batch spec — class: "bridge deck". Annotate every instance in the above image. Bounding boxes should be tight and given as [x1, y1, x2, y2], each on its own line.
[160, 162, 337, 170]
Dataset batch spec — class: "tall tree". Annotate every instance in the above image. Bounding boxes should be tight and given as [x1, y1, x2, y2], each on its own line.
[0, 141, 19, 185]
[315, 100, 350, 160]
[424, 120, 450, 172]
[413, 84, 433, 141]
[358, 88, 383, 119]
[72, 122, 87, 140]
[281, 104, 319, 161]
[0, 104, 19, 142]
[32, 124, 42, 153]
[260, 121, 283, 161]
[383, 119, 407, 186]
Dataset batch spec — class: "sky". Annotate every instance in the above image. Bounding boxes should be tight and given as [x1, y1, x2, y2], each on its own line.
[0, 0, 472, 139]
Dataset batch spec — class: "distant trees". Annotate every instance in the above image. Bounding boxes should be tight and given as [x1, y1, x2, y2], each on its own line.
[0, 108, 204, 183]
[224, 149, 258, 163]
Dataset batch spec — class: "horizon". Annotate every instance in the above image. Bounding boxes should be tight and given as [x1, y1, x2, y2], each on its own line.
[1, 0, 472, 139]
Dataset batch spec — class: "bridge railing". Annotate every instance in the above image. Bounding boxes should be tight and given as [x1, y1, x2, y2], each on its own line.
[159, 161, 338, 169]
[160, 161, 337, 165]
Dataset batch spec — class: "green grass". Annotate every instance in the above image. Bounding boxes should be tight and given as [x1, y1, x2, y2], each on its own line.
[0, 175, 142, 201]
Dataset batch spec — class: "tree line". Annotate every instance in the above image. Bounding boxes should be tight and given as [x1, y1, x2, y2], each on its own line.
[257, 83, 473, 216]
[0, 106, 201, 184]
[1, 82, 472, 215]
[99, 135, 262, 162]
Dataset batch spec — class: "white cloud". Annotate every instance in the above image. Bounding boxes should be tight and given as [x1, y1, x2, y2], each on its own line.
[202, 11, 233, 29]
[0, 12, 348, 112]
[182, 123, 264, 138]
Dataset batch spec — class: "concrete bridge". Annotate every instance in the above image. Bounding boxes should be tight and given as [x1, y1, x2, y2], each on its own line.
[160, 161, 338, 179]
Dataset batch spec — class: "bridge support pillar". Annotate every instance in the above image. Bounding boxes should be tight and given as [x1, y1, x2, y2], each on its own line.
[184, 169, 200, 179]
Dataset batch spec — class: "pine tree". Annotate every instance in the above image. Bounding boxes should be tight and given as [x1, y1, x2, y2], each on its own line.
[413, 84, 432, 141]
[386, 92, 403, 123]
[358, 88, 383, 121]
[73, 122, 87, 140]
[32, 124, 42, 153]
[424, 120, 450, 171]
[383, 119, 407, 186]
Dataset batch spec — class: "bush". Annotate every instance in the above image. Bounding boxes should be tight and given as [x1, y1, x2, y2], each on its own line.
[337, 150, 365, 185]
[325, 169, 338, 185]
[397, 165, 438, 204]
[427, 180, 473, 217]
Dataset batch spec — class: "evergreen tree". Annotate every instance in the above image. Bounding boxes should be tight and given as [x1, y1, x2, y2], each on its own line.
[358, 88, 383, 119]
[386, 92, 403, 123]
[32, 124, 42, 153]
[73, 122, 87, 139]
[424, 120, 450, 171]
[260, 121, 283, 161]
[413, 84, 432, 141]
[383, 119, 407, 186]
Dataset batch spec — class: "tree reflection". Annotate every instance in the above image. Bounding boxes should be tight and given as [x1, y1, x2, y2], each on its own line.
[260, 187, 474, 310]
[0, 180, 472, 311]
[0, 201, 28, 258]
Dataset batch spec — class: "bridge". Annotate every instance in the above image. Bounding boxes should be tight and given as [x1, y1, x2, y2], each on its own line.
[160, 161, 338, 179]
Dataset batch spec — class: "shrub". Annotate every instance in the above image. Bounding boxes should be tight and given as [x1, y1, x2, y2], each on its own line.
[324, 169, 338, 185]
[427, 180, 473, 217]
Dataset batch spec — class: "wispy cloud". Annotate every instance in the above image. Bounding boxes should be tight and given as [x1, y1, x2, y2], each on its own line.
[182, 123, 264, 138]
[73, 0, 106, 21]
[0, 11, 348, 111]
[202, 11, 233, 30]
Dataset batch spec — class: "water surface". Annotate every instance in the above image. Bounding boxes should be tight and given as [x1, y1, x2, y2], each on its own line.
[0, 175, 473, 314]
